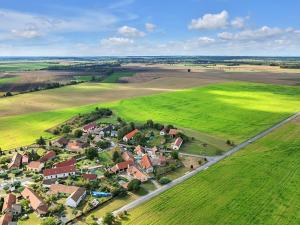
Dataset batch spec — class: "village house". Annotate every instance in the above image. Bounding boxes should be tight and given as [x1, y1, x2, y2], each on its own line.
[121, 151, 135, 162]
[22, 153, 30, 165]
[54, 157, 76, 168]
[147, 146, 158, 157]
[27, 161, 44, 172]
[127, 166, 148, 182]
[67, 140, 88, 152]
[82, 122, 97, 133]
[2, 193, 16, 213]
[8, 153, 22, 170]
[82, 173, 97, 181]
[160, 127, 167, 136]
[52, 137, 69, 148]
[0, 212, 12, 225]
[134, 145, 144, 156]
[169, 128, 178, 138]
[110, 160, 134, 174]
[43, 165, 76, 180]
[66, 187, 86, 208]
[123, 129, 139, 142]
[172, 137, 183, 150]
[21, 187, 48, 216]
[99, 124, 114, 137]
[39, 150, 56, 163]
[140, 154, 154, 173]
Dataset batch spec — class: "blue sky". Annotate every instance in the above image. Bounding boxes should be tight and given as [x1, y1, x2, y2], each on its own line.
[0, 0, 299, 56]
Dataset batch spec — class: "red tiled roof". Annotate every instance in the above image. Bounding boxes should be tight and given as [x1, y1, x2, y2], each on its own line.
[21, 187, 48, 214]
[55, 157, 76, 168]
[49, 184, 78, 194]
[39, 150, 56, 163]
[111, 160, 134, 173]
[43, 165, 76, 177]
[124, 129, 139, 140]
[8, 153, 22, 169]
[122, 151, 134, 162]
[28, 161, 43, 169]
[83, 122, 96, 131]
[55, 137, 69, 146]
[140, 154, 153, 169]
[127, 166, 148, 181]
[169, 129, 178, 135]
[2, 193, 16, 212]
[82, 173, 97, 181]
[174, 137, 183, 147]
[0, 212, 12, 225]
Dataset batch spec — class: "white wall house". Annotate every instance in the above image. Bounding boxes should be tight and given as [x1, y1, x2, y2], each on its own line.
[43, 165, 76, 180]
[66, 188, 86, 208]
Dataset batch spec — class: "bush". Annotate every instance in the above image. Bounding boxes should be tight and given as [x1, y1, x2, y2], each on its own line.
[74, 129, 83, 138]
[127, 179, 141, 192]
[159, 177, 171, 185]
[85, 147, 98, 160]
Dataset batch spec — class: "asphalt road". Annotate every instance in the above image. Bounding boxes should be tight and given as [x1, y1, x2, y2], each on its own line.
[113, 112, 300, 216]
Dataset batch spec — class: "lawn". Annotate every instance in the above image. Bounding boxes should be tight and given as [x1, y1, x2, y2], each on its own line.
[1, 82, 300, 150]
[102, 72, 135, 83]
[0, 76, 19, 84]
[123, 116, 300, 225]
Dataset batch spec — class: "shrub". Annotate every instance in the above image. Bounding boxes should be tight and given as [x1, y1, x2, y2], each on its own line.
[159, 177, 171, 185]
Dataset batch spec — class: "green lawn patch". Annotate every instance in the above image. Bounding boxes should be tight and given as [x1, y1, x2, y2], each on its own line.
[102, 72, 135, 83]
[123, 117, 300, 225]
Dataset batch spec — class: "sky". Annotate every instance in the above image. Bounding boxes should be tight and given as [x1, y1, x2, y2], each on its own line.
[0, 0, 299, 56]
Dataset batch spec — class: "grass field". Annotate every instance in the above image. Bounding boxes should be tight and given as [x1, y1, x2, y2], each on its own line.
[1, 82, 300, 150]
[123, 116, 300, 225]
[106, 82, 300, 142]
[0, 77, 19, 84]
[0, 62, 57, 72]
[102, 72, 135, 83]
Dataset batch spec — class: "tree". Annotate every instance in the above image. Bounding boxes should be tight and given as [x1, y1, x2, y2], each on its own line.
[4, 92, 12, 97]
[112, 151, 122, 163]
[96, 140, 111, 149]
[74, 129, 83, 138]
[85, 147, 98, 160]
[146, 119, 154, 128]
[159, 177, 171, 185]
[127, 179, 141, 192]
[62, 125, 71, 133]
[171, 151, 179, 160]
[36, 136, 46, 145]
[41, 217, 59, 225]
[103, 212, 116, 225]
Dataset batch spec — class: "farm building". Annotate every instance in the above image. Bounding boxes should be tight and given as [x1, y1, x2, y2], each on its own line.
[22, 153, 30, 165]
[54, 157, 76, 168]
[123, 129, 139, 142]
[140, 154, 154, 173]
[127, 166, 148, 182]
[27, 161, 44, 172]
[21, 187, 48, 215]
[39, 150, 56, 163]
[8, 153, 22, 169]
[2, 194, 16, 213]
[43, 165, 76, 180]
[160, 128, 167, 136]
[52, 137, 69, 148]
[172, 137, 183, 150]
[110, 160, 134, 173]
[82, 122, 97, 133]
[66, 187, 86, 208]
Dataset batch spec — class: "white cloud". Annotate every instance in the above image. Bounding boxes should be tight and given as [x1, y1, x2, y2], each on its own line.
[0, 8, 118, 40]
[189, 10, 229, 30]
[145, 23, 156, 32]
[218, 26, 288, 41]
[197, 36, 215, 44]
[118, 25, 145, 37]
[231, 17, 246, 29]
[101, 37, 134, 46]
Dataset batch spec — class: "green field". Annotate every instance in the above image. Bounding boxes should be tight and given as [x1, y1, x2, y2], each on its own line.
[106, 82, 300, 142]
[0, 76, 19, 84]
[1, 82, 300, 150]
[0, 62, 57, 72]
[123, 117, 300, 225]
[102, 72, 135, 83]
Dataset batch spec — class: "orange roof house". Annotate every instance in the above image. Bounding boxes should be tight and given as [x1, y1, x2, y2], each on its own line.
[123, 129, 139, 142]
[8, 153, 22, 169]
[140, 154, 153, 173]
[21, 187, 48, 215]
[2, 193, 16, 213]
[172, 137, 183, 150]
[54, 157, 76, 168]
[127, 166, 148, 182]
[39, 150, 56, 163]
[43, 165, 76, 179]
[110, 160, 134, 173]
[28, 161, 44, 172]
[122, 151, 134, 162]
[0, 212, 12, 225]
